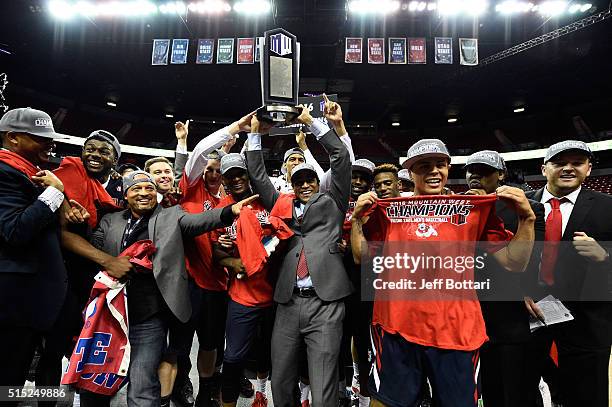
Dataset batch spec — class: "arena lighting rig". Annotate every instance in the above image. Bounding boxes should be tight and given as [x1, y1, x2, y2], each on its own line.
[347, 0, 593, 16]
[47, 0, 271, 19]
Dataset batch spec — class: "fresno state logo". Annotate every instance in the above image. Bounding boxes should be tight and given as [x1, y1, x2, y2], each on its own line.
[415, 223, 438, 238]
[203, 200, 214, 211]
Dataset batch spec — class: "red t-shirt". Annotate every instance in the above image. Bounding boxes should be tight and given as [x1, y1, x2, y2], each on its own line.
[366, 195, 513, 351]
[213, 196, 278, 307]
[342, 198, 356, 243]
[179, 174, 227, 291]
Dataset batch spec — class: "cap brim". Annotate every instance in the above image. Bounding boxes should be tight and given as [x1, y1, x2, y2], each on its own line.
[351, 165, 373, 176]
[463, 160, 503, 170]
[545, 148, 593, 163]
[402, 153, 450, 169]
[29, 130, 70, 140]
[291, 167, 318, 180]
[221, 165, 247, 175]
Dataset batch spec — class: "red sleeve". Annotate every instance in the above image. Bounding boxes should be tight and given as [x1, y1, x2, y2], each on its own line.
[363, 205, 388, 242]
[479, 209, 514, 253]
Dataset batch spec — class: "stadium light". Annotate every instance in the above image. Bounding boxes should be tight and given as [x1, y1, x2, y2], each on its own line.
[495, 1, 534, 14]
[392, 122, 400, 127]
[106, 101, 117, 107]
[437, 0, 488, 16]
[447, 117, 458, 123]
[233, 0, 271, 14]
[580, 3, 592, 12]
[159, 1, 187, 14]
[188, 0, 231, 13]
[165, 113, 174, 118]
[48, 1, 76, 20]
[513, 107, 525, 113]
[348, 0, 400, 15]
[534, 1, 567, 16]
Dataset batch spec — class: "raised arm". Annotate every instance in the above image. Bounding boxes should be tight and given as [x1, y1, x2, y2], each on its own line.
[245, 116, 281, 211]
[173, 121, 189, 183]
[297, 130, 326, 182]
[183, 113, 253, 187]
[491, 186, 536, 272]
[179, 194, 259, 237]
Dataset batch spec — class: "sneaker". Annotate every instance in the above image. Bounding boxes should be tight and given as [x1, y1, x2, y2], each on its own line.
[172, 378, 195, 407]
[301, 400, 310, 407]
[251, 391, 268, 407]
[351, 374, 360, 395]
[211, 372, 222, 402]
[240, 376, 255, 398]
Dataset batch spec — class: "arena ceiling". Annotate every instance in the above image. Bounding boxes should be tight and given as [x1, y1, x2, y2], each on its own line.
[1, 0, 612, 132]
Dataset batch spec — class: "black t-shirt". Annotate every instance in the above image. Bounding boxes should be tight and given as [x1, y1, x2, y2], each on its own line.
[121, 212, 167, 325]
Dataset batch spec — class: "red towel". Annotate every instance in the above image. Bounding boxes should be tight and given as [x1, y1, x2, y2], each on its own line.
[61, 240, 156, 396]
[54, 157, 121, 228]
[0, 150, 40, 178]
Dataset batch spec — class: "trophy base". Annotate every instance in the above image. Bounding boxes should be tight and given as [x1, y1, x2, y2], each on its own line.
[257, 105, 301, 126]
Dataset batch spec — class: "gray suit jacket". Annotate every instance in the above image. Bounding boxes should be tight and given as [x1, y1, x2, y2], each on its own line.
[91, 204, 227, 322]
[246, 130, 353, 303]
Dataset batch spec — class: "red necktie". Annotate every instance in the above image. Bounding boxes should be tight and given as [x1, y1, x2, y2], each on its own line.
[295, 214, 310, 280]
[296, 248, 310, 279]
[540, 198, 563, 285]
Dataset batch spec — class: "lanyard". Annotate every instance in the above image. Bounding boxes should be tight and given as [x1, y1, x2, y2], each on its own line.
[121, 215, 143, 251]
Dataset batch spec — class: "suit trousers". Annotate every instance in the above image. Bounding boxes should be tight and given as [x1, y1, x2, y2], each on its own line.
[271, 294, 345, 407]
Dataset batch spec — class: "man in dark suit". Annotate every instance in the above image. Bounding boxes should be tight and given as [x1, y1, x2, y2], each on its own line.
[464, 150, 546, 406]
[0, 107, 68, 388]
[524, 140, 611, 407]
[66, 170, 256, 406]
[245, 100, 352, 407]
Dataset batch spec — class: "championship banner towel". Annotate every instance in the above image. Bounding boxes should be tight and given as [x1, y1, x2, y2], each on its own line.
[151, 39, 170, 66]
[388, 38, 406, 64]
[62, 240, 156, 396]
[217, 38, 235, 64]
[345, 37, 363, 63]
[368, 38, 385, 64]
[460, 38, 479, 66]
[171, 39, 189, 64]
[237, 38, 255, 64]
[434, 37, 453, 64]
[408, 38, 426, 64]
[196, 39, 214, 64]
[365, 195, 513, 351]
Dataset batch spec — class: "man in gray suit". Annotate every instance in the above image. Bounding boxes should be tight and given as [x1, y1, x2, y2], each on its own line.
[245, 100, 352, 407]
[65, 170, 256, 407]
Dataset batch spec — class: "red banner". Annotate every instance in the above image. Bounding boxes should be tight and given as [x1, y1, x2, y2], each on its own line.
[345, 37, 363, 63]
[408, 38, 426, 64]
[237, 38, 254, 64]
[368, 38, 385, 64]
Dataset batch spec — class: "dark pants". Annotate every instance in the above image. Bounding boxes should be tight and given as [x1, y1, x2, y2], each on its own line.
[0, 325, 39, 388]
[271, 294, 345, 407]
[480, 341, 542, 407]
[221, 300, 273, 403]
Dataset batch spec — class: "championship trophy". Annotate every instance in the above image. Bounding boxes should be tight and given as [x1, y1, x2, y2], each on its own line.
[257, 28, 301, 125]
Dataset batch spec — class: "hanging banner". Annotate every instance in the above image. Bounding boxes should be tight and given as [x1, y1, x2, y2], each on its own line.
[434, 37, 453, 64]
[345, 37, 363, 64]
[170, 39, 189, 64]
[459, 38, 479, 66]
[367, 38, 385, 64]
[151, 39, 170, 66]
[196, 39, 214, 64]
[254, 37, 264, 62]
[388, 37, 406, 64]
[217, 38, 235, 64]
[237, 38, 255, 64]
[408, 38, 426, 64]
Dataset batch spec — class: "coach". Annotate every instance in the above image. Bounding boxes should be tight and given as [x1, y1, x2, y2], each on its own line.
[0, 108, 68, 387]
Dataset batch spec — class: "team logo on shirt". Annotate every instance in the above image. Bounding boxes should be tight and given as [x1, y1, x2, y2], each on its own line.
[203, 200, 214, 211]
[384, 199, 473, 226]
[415, 223, 438, 238]
[223, 209, 270, 239]
[345, 201, 357, 223]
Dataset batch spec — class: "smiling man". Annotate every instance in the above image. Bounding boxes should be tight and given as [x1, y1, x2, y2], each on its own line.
[351, 139, 536, 407]
[524, 140, 612, 407]
[245, 99, 352, 407]
[62, 170, 256, 406]
[0, 107, 68, 388]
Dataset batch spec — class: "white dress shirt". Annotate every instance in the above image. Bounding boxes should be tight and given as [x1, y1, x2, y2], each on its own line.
[540, 185, 581, 236]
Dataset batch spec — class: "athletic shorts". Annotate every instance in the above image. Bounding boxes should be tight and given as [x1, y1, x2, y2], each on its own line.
[368, 325, 481, 407]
